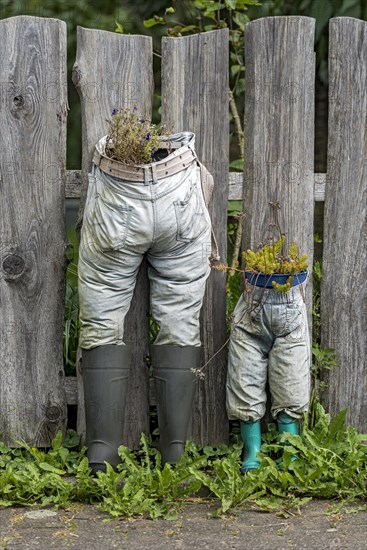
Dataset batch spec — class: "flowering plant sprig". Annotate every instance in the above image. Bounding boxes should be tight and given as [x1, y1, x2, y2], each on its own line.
[105, 106, 167, 164]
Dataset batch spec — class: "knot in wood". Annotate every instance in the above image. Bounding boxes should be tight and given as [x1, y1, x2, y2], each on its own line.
[72, 68, 82, 87]
[13, 95, 24, 107]
[45, 404, 62, 422]
[2, 253, 25, 278]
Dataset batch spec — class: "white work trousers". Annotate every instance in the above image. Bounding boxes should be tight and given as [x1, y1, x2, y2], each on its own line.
[78, 134, 212, 350]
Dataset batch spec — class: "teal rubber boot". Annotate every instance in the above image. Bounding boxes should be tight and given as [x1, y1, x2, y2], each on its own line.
[277, 411, 299, 469]
[240, 420, 261, 473]
[277, 412, 299, 436]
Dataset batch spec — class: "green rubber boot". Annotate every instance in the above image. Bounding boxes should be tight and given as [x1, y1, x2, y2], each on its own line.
[82, 344, 131, 475]
[152, 345, 200, 465]
[240, 420, 261, 473]
[277, 411, 299, 469]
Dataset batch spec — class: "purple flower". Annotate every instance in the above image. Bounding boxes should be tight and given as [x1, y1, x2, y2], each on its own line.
[139, 118, 145, 123]
[146, 133, 151, 140]
[111, 108, 120, 116]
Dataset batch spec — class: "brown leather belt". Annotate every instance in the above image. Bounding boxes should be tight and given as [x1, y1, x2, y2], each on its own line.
[92, 146, 197, 183]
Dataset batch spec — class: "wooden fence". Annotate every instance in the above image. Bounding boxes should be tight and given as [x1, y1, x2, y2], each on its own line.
[0, 15, 366, 449]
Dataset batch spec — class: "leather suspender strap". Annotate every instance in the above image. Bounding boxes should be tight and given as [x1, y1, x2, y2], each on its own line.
[188, 146, 220, 264]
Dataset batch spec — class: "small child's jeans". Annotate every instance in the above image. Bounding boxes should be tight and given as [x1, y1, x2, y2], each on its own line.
[226, 280, 311, 422]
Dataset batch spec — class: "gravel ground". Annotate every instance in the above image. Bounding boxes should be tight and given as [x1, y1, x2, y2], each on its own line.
[0, 500, 366, 549]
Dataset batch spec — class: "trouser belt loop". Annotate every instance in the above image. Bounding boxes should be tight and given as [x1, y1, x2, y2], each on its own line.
[188, 145, 198, 164]
[151, 162, 158, 184]
[93, 149, 102, 167]
[144, 165, 150, 186]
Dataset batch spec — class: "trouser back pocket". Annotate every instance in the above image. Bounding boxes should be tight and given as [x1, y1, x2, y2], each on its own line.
[174, 181, 208, 243]
[91, 191, 132, 250]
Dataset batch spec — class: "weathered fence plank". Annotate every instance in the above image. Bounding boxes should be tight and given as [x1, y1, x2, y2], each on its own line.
[321, 17, 367, 432]
[243, 16, 315, 317]
[161, 29, 230, 445]
[0, 16, 68, 446]
[72, 27, 153, 449]
[66, 170, 326, 202]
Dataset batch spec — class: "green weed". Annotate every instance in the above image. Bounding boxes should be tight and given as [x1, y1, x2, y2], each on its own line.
[0, 406, 366, 519]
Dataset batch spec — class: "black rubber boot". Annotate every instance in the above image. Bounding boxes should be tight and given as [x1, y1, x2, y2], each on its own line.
[152, 345, 200, 465]
[82, 344, 131, 475]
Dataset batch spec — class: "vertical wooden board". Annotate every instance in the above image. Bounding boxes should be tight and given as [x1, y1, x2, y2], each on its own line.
[72, 28, 153, 449]
[161, 29, 229, 445]
[0, 16, 68, 446]
[321, 17, 367, 432]
[243, 16, 315, 321]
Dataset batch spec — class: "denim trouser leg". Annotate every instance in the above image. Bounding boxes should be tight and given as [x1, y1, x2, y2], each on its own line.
[226, 297, 270, 421]
[148, 236, 210, 346]
[78, 235, 144, 348]
[226, 284, 311, 422]
[269, 302, 311, 419]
